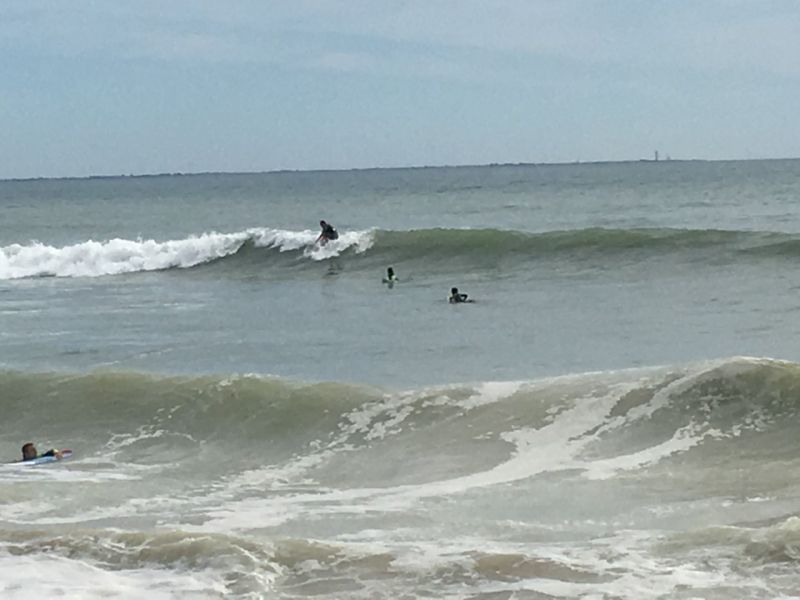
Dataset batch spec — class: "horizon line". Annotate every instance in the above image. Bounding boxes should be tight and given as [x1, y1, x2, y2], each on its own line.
[3, 156, 799, 184]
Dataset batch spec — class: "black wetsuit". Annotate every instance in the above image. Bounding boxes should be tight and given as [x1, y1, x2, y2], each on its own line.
[449, 293, 469, 303]
[20, 449, 57, 462]
[321, 224, 338, 240]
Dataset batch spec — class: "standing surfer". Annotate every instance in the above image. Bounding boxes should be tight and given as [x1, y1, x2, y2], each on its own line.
[316, 220, 339, 245]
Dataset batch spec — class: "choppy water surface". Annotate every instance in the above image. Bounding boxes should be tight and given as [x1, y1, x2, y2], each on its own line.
[2, 160, 800, 598]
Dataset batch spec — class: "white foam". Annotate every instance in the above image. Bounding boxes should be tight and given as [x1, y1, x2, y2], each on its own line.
[301, 229, 376, 261]
[104, 425, 198, 456]
[0, 232, 248, 279]
[576, 357, 785, 479]
[0, 227, 377, 279]
[156, 361, 787, 536]
[581, 421, 716, 480]
[0, 553, 229, 599]
[458, 381, 526, 410]
[188, 379, 645, 532]
[408, 380, 638, 495]
[250, 228, 317, 251]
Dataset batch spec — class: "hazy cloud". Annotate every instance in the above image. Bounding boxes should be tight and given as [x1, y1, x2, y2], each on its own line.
[1, 1, 798, 177]
[3, 0, 798, 78]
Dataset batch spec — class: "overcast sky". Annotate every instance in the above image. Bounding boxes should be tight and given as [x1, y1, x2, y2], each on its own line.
[2, 1, 799, 178]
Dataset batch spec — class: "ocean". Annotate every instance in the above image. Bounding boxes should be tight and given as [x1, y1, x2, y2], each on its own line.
[2, 159, 800, 598]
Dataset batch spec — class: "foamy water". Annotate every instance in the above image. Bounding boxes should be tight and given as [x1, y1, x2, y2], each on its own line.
[0, 227, 378, 279]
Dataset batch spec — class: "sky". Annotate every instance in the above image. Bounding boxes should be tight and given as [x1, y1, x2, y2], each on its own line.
[2, 0, 799, 179]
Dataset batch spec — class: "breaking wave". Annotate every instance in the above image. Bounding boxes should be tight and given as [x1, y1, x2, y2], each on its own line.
[3, 357, 800, 598]
[0, 228, 374, 279]
[3, 356, 800, 482]
[2, 225, 800, 280]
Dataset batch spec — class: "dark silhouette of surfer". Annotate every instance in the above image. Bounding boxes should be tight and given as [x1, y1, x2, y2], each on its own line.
[316, 220, 339, 245]
[449, 287, 473, 303]
[382, 267, 399, 288]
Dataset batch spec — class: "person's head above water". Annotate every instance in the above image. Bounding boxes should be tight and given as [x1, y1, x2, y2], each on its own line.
[449, 287, 470, 303]
[320, 220, 327, 227]
[21, 442, 37, 460]
[387, 267, 395, 278]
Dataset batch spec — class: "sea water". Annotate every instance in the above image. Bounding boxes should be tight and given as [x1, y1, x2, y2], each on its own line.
[2, 159, 800, 598]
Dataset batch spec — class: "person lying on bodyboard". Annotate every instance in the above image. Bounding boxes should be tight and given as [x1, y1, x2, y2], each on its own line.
[19, 442, 64, 462]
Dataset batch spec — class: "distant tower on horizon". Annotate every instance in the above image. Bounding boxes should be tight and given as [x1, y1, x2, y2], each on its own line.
[654, 150, 659, 162]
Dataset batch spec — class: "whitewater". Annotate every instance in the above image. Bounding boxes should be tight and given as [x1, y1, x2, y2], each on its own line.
[5, 225, 800, 280]
[2, 159, 800, 598]
[0, 228, 377, 279]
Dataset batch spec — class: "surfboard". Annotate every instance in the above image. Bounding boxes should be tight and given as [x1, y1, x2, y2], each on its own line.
[22, 449, 73, 466]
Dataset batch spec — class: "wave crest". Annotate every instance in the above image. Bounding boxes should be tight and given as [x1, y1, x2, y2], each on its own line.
[0, 228, 376, 279]
[2, 226, 798, 280]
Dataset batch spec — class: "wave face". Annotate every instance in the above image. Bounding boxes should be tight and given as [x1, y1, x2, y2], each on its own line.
[1, 226, 797, 279]
[3, 357, 800, 597]
[3, 357, 800, 478]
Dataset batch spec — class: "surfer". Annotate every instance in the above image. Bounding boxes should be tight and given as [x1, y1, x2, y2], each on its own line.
[449, 287, 472, 303]
[316, 220, 339, 245]
[21, 442, 62, 462]
[382, 267, 398, 285]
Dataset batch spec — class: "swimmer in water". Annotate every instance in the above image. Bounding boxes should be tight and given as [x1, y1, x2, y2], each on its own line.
[449, 287, 472, 303]
[382, 267, 399, 286]
[20, 442, 63, 462]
